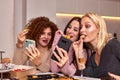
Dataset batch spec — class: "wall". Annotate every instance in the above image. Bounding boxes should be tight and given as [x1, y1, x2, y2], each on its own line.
[56, 0, 120, 40]
[0, 0, 14, 59]
[56, 0, 120, 16]
[105, 19, 120, 40]
[27, 0, 56, 23]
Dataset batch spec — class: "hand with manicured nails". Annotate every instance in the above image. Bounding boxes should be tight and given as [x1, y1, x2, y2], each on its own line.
[73, 35, 87, 70]
[16, 29, 29, 48]
[72, 35, 85, 58]
[25, 45, 41, 66]
[52, 46, 68, 68]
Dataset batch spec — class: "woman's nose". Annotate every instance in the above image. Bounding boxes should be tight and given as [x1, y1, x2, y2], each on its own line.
[80, 27, 85, 32]
[45, 34, 48, 38]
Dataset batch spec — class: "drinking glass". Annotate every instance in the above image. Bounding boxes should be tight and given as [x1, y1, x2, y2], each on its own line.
[78, 50, 87, 80]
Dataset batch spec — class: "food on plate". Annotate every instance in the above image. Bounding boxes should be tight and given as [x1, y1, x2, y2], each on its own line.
[55, 76, 73, 80]
[1, 58, 11, 63]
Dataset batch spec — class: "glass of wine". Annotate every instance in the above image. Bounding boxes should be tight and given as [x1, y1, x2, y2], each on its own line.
[78, 50, 87, 80]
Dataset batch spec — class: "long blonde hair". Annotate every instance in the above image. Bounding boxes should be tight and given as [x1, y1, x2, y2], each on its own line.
[82, 12, 109, 50]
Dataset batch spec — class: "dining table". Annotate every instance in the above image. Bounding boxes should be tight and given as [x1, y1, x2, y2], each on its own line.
[0, 64, 114, 80]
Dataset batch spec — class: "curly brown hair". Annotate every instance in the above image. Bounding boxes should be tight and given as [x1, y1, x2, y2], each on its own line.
[25, 16, 58, 49]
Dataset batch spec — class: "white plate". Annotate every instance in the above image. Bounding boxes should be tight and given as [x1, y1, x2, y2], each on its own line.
[0, 69, 11, 73]
[35, 72, 64, 76]
[73, 76, 101, 80]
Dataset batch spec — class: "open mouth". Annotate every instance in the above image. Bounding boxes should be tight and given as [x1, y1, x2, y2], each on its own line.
[42, 39, 48, 43]
[80, 35, 86, 39]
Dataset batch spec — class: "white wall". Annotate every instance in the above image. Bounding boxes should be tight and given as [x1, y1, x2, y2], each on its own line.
[56, 0, 120, 16]
[14, 0, 26, 47]
[0, 0, 14, 59]
[27, 0, 56, 23]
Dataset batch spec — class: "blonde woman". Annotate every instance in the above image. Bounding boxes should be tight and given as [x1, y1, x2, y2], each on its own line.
[73, 12, 120, 79]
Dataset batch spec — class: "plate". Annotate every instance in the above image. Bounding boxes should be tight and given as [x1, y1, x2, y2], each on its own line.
[0, 69, 11, 73]
[73, 76, 101, 80]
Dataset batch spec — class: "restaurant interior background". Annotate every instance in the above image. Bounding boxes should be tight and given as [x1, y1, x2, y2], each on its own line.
[0, 0, 120, 61]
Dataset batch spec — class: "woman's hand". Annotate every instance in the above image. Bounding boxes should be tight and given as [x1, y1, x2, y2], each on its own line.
[108, 72, 120, 80]
[25, 45, 41, 66]
[73, 40, 81, 54]
[73, 35, 87, 70]
[16, 29, 29, 48]
[52, 46, 68, 68]
[56, 30, 64, 36]
[72, 37, 84, 58]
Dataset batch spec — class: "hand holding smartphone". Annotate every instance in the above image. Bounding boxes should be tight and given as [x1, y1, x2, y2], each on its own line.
[51, 36, 72, 62]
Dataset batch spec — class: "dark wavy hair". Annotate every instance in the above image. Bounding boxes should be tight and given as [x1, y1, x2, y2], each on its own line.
[63, 17, 81, 40]
[25, 16, 58, 49]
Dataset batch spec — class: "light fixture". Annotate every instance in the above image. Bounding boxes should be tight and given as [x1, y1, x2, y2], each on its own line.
[56, 13, 120, 20]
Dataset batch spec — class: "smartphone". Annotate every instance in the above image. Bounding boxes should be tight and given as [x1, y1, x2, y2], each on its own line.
[51, 36, 72, 62]
[23, 39, 36, 48]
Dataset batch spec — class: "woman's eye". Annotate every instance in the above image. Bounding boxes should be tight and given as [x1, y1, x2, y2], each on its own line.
[74, 28, 79, 32]
[68, 25, 72, 29]
[85, 24, 91, 28]
[48, 33, 52, 36]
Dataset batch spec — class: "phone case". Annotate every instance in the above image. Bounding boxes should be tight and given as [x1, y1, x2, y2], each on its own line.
[24, 39, 35, 48]
[51, 36, 72, 62]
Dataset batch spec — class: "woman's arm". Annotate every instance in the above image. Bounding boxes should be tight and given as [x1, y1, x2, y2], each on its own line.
[51, 55, 76, 76]
[51, 46, 76, 76]
[13, 47, 28, 65]
[36, 58, 51, 72]
[50, 59, 60, 73]
[60, 60, 76, 76]
[13, 29, 29, 65]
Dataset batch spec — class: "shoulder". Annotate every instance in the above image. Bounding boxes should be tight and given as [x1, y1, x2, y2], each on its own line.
[107, 38, 120, 47]
[104, 38, 120, 55]
[102, 38, 120, 53]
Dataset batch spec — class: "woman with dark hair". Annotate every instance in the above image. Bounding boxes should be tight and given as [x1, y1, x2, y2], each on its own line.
[50, 17, 81, 76]
[13, 16, 58, 72]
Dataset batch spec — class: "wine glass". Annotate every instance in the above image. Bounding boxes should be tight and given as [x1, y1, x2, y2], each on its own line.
[78, 50, 87, 80]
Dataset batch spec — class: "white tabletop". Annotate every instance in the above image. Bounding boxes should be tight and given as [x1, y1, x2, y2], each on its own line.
[73, 76, 101, 80]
